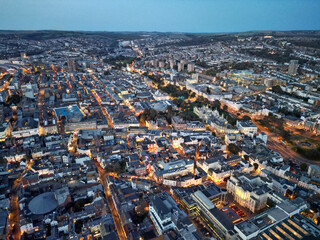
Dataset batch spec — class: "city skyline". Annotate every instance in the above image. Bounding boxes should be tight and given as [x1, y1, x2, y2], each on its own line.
[1, 1, 320, 239]
[0, 0, 320, 33]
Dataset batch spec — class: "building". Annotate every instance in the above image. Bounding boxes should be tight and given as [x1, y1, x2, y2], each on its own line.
[54, 187, 72, 206]
[171, 116, 187, 130]
[308, 164, 320, 178]
[169, 59, 175, 69]
[159, 61, 165, 68]
[21, 52, 27, 59]
[227, 173, 271, 213]
[178, 62, 184, 72]
[22, 170, 39, 187]
[11, 117, 39, 138]
[187, 63, 195, 72]
[152, 90, 170, 101]
[288, 60, 298, 75]
[126, 160, 147, 176]
[236, 120, 257, 136]
[191, 191, 237, 240]
[149, 192, 198, 238]
[149, 193, 177, 234]
[67, 59, 77, 72]
[235, 201, 311, 240]
[152, 159, 194, 184]
[62, 93, 78, 103]
[186, 121, 206, 131]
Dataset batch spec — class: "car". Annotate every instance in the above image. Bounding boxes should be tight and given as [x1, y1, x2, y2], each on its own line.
[222, 207, 228, 212]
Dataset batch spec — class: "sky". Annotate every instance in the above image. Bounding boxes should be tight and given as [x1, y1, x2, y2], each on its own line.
[0, 0, 319, 33]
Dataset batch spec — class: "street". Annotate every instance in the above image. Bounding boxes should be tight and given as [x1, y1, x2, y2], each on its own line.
[91, 157, 127, 240]
[7, 159, 34, 240]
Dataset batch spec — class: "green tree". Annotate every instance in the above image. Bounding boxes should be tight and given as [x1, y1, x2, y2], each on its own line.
[166, 106, 173, 124]
[227, 143, 241, 155]
[242, 115, 251, 121]
[300, 163, 308, 172]
[212, 100, 221, 109]
[253, 163, 259, 171]
[173, 98, 183, 107]
[0, 157, 6, 165]
[272, 85, 284, 94]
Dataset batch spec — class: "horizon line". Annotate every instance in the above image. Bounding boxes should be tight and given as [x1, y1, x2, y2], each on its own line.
[0, 29, 320, 35]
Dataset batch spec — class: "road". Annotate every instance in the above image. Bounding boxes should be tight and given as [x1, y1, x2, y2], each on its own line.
[221, 105, 320, 166]
[251, 118, 320, 166]
[267, 140, 320, 165]
[91, 158, 127, 240]
[7, 159, 34, 240]
[67, 126, 123, 238]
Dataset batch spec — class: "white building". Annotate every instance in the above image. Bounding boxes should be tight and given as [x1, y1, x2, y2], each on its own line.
[227, 173, 271, 213]
[149, 193, 197, 237]
[236, 120, 257, 136]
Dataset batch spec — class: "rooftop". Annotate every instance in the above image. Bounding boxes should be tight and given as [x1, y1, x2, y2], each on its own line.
[28, 192, 58, 215]
[54, 104, 85, 121]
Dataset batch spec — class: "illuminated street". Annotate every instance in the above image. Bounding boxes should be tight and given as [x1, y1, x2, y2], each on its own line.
[7, 159, 33, 240]
[91, 158, 127, 240]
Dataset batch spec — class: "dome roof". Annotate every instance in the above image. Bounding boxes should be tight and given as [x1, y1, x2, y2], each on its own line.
[28, 192, 58, 215]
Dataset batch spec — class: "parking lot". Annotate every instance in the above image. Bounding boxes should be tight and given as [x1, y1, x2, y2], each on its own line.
[216, 193, 256, 221]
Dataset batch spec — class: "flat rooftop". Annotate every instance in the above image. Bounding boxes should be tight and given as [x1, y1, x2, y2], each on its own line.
[54, 104, 85, 121]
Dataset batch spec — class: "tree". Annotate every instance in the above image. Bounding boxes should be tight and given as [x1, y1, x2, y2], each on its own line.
[294, 147, 320, 161]
[292, 109, 301, 118]
[279, 128, 291, 140]
[253, 163, 259, 171]
[212, 100, 221, 109]
[173, 98, 183, 107]
[75, 220, 84, 234]
[0, 157, 6, 165]
[272, 85, 284, 94]
[113, 162, 122, 173]
[223, 105, 228, 111]
[12, 94, 22, 104]
[140, 109, 158, 122]
[300, 163, 308, 172]
[166, 106, 173, 124]
[227, 143, 241, 155]
[242, 115, 251, 121]
[149, 109, 158, 120]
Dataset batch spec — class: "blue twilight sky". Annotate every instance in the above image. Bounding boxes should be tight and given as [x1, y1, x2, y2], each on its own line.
[0, 0, 319, 33]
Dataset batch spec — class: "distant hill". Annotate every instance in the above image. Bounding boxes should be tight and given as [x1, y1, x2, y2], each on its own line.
[0, 29, 319, 41]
